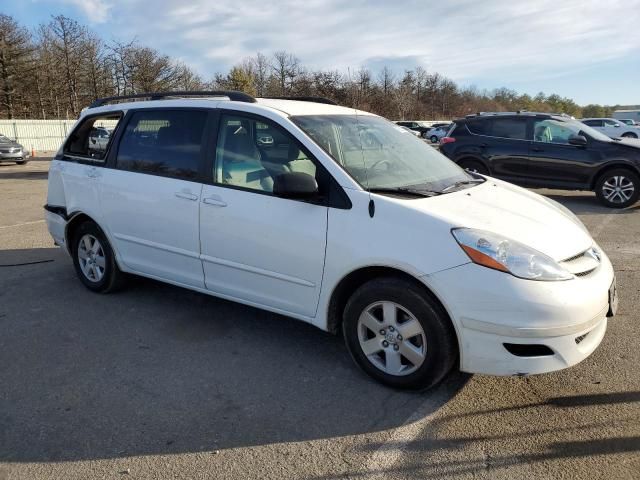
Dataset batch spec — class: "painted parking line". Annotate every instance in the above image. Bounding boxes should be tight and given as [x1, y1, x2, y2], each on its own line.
[0, 219, 45, 230]
[364, 382, 458, 479]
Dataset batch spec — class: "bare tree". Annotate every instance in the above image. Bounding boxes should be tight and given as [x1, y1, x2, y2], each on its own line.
[0, 14, 33, 118]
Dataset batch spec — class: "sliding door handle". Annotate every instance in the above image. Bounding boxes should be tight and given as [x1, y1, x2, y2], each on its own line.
[202, 197, 227, 207]
[175, 192, 198, 201]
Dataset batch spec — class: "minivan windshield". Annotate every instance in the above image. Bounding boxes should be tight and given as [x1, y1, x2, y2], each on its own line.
[292, 114, 472, 192]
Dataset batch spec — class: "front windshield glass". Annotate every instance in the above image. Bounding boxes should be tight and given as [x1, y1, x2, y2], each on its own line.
[292, 114, 471, 191]
[572, 120, 614, 142]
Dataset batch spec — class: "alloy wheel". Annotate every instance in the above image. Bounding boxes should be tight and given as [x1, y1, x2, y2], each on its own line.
[357, 301, 427, 376]
[77, 234, 106, 282]
[602, 175, 635, 204]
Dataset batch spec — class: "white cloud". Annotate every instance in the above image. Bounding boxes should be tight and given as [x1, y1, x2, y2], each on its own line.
[64, 0, 640, 86]
[63, 0, 112, 24]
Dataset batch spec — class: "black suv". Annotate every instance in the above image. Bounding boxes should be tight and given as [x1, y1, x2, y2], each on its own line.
[440, 112, 640, 208]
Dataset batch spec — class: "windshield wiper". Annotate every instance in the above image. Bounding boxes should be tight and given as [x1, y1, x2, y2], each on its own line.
[441, 178, 485, 193]
[368, 187, 441, 197]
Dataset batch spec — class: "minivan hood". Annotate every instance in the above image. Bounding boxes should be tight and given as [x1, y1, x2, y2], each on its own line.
[413, 179, 593, 261]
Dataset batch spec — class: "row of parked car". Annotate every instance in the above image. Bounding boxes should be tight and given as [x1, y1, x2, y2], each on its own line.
[394, 120, 452, 143]
[438, 112, 640, 208]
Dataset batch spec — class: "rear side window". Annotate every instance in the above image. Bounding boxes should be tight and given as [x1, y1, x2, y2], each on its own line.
[64, 113, 122, 161]
[465, 119, 492, 135]
[490, 118, 527, 140]
[116, 110, 207, 181]
[583, 119, 603, 127]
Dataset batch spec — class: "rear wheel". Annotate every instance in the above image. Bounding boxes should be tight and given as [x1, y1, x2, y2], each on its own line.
[72, 221, 125, 292]
[16, 160, 27, 165]
[595, 168, 640, 208]
[430, 135, 439, 143]
[343, 277, 458, 390]
[458, 159, 489, 175]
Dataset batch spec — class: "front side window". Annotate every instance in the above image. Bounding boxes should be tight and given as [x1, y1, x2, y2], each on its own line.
[116, 109, 206, 181]
[292, 114, 470, 191]
[604, 119, 620, 127]
[532, 119, 575, 144]
[215, 113, 317, 193]
[64, 113, 122, 161]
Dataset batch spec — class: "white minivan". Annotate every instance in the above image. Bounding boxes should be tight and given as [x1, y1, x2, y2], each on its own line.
[46, 92, 617, 390]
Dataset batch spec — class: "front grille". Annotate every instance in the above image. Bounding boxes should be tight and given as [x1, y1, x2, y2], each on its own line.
[563, 252, 585, 263]
[575, 332, 589, 344]
[561, 247, 601, 277]
[575, 269, 596, 277]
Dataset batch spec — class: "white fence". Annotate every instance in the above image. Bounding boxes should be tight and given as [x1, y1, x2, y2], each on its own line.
[0, 119, 78, 152]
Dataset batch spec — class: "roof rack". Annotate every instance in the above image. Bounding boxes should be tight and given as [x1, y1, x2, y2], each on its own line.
[88, 90, 257, 108]
[261, 96, 337, 105]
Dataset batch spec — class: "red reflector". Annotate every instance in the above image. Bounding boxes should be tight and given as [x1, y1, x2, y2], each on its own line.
[440, 137, 456, 144]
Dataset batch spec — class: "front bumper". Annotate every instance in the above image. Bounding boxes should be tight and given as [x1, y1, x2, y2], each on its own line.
[45, 209, 67, 249]
[0, 151, 27, 161]
[425, 252, 614, 376]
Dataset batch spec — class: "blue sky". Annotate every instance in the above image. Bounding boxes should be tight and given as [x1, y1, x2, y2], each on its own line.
[5, 0, 640, 105]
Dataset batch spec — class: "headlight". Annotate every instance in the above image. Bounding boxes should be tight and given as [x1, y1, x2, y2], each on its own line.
[452, 228, 573, 281]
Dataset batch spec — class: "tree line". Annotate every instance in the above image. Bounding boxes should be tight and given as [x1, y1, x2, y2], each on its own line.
[0, 13, 629, 121]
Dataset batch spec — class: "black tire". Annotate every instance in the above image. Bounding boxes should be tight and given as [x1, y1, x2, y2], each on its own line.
[458, 158, 489, 175]
[342, 277, 458, 390]
[430, 135, 439, 143]
[621, 132, 638, 139]
[594, 168, 640, 208]
[71, 220, 125, 293]
[16, 160, 28, 165]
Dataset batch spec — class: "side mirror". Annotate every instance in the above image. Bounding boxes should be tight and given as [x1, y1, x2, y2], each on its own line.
[273, 172, 319, 199]
[568, 134, 587, 147]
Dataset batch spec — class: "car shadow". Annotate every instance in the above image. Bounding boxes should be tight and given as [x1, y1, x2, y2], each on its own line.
[0, 169, 49, 181]
[322, 391, 640, 479]
[0, 248, 469, 463]
[535, 189, 640, 215]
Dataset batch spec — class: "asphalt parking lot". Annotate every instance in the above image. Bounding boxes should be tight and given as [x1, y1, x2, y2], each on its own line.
[1, 160, 638, 480]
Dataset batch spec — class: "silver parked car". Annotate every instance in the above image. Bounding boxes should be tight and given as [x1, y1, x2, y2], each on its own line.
[0, 134, 29, 164]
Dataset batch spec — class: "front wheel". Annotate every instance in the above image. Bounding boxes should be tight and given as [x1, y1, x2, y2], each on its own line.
[595, 168, 640, 208]
[343, 277, 458, 390]
[621, 132, 638, 139]
[16, 160, 28, 165]
[430, 135, 438, 143]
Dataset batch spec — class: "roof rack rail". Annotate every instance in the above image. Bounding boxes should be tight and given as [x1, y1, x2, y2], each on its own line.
[261, 96, 337, 105]
[88, 90, 257, 108]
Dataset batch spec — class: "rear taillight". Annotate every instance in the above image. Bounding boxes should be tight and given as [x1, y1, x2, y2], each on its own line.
[440, 137, 456, 145]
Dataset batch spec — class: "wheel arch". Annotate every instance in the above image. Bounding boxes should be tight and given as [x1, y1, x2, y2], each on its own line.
[64, 212, 121, 268]
[590, 161, 640, 189]
[326, 266, 460, 348]
[455, 156, 490, 173]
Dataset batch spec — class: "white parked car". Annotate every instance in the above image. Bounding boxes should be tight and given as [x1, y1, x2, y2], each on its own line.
[429, 124, 451, 143]
[45, 91, 617, 390]
[581, 118, 639, 139]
